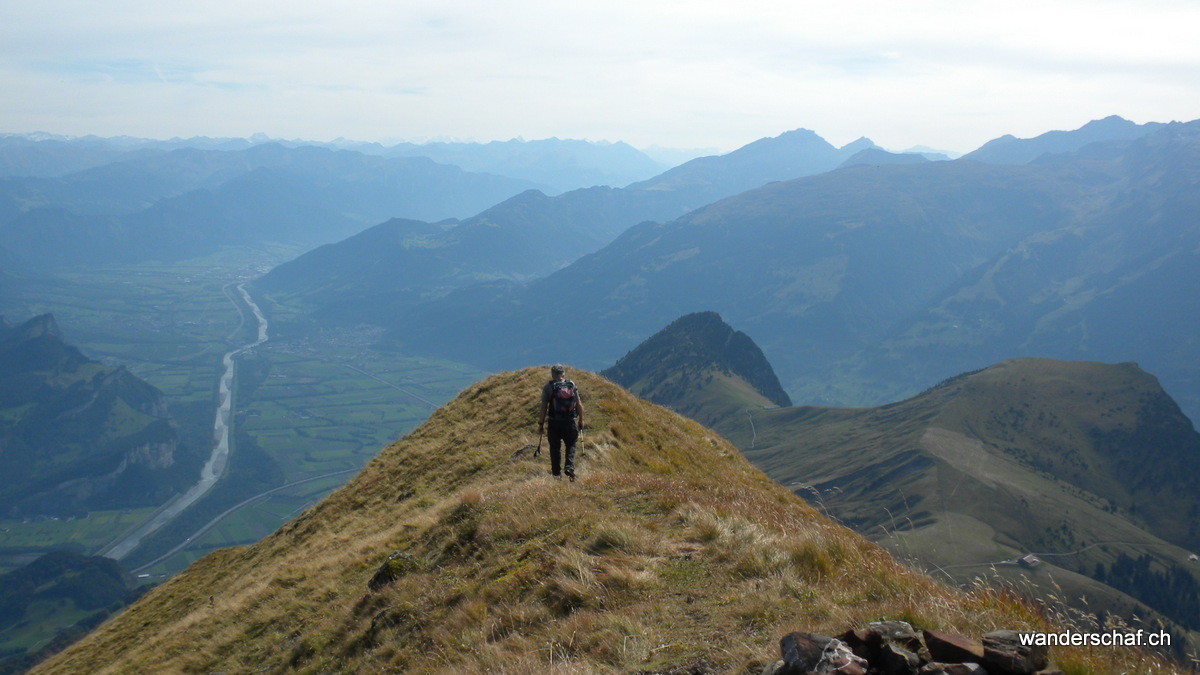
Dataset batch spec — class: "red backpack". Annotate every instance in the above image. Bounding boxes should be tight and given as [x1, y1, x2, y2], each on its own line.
[549, 379, 578, 419]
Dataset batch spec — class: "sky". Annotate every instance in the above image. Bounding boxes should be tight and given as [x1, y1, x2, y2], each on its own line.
[3, 0, 1198, 154]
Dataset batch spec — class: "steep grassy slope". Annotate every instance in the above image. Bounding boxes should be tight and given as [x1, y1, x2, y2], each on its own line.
[730, 359, 1200, 649]
[600, 317, 1200, 646]
[36, 369, 1172, 673]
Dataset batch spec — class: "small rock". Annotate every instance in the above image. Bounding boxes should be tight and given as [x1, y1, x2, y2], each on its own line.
[367, 551, 417, 591]
[923, 630, 985, 664]
[780, 633, 868, 675]
[835, 629, 872, 661]
[761, 659, 786, 675]
[781, 632, 831, 672]
[868, 620, 920, 643]
[879, 642, 921, 675]
[982, 630, 1049, 674]
[918, 663, 987, 675]
[838, 620, 921, 664]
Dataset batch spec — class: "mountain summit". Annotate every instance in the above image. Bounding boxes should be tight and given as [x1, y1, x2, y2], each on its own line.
[603, 312, 791, 428]
[37, 368, 1160, 673]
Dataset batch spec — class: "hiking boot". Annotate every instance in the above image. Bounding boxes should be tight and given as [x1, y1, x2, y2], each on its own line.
[565, 468, 576, 482]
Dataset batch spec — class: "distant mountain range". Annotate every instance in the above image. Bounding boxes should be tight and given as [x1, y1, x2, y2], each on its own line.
[0, 144, 548, 267]
[0, 132, 668, 194]
[255, 128, 884, 323]
[377, 138, 666, 193]
[838, 147, 930, 169]
[0, 315, 197, 516]
[376, 119, 1200, 424]
[962, 115, 1164, 165]
[611, 313, 1200, 653]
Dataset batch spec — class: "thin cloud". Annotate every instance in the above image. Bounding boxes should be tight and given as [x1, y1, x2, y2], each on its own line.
[1, 0, 1197, 151]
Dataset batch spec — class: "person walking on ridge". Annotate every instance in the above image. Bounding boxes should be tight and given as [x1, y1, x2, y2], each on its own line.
[538, 364, 584, 481]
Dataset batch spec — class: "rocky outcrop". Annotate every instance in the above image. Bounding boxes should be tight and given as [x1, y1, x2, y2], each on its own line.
[764, 622, 1065, 675]
[0, 314, 182, 515]
[367, 552, 420, 592]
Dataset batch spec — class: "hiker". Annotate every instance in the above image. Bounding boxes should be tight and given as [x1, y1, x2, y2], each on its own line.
[538, 364, 585, 480]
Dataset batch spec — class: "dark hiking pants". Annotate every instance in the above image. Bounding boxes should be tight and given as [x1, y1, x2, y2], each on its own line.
[547, 419, 578, 476]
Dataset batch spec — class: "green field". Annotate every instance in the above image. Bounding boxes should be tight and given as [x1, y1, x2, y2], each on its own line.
[0, 248, 484, 578]
[243, 345, 477, 479]
[0, 509, 157, 575]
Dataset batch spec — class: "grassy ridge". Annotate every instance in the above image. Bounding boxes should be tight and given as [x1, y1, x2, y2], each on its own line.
[731, 358, 1200, 655]
[38, 369, 1175, 673]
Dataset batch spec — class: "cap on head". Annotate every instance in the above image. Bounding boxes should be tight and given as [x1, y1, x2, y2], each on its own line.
[551, 364, 565, 376]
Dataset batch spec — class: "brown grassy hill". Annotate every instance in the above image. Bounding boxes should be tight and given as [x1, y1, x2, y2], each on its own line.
[728, 358, 1200, 656]
[37, 368, 1176, 673]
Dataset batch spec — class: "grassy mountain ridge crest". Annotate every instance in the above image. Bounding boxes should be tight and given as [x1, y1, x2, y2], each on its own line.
[36, 368, 1173, 673]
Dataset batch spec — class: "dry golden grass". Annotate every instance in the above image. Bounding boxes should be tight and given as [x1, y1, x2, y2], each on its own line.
[37, 368, 1182, 674]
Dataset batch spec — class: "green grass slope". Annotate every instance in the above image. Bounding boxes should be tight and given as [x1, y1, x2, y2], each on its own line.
[35, 369, 1171, 673]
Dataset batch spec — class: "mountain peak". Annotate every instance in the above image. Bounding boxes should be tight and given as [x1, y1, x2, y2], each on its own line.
[838, 147, 929, 169]
[21, 313, 62, 340]
[964, 116, 1159, 164]
[839, 136, 877, 154]
[1, 312, 63, 345]
[1085, 114, 1133, 127]
[602, 312, 792, 428]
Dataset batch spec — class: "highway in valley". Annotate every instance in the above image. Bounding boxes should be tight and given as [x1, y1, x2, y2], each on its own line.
[100, 283, 268, 561]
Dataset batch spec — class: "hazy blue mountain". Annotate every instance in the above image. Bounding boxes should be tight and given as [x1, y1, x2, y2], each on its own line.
[902, 145, 959, 160]
[384, 121, 1200, 424]
[0, 315, 196, 516]
[256, 127, 877, 319]
[0, 144, 366, 216]
[625, 129, 878, 212]
[963, 115, 1163, 165]
[601, 312, 791, 428]
[1, 132, 670, 194]
[837, 147, 930, 169]
[833, 122, 1200, 423]
[637, 144, 722, 167]
[0, 135, 154, 178]
[0, 144, 545, 267]
[381, 138, 667, 193]
[387, 157, 1096, 371]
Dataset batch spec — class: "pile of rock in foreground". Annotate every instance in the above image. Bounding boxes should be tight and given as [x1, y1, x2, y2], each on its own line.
[762, 621, 1062, 675]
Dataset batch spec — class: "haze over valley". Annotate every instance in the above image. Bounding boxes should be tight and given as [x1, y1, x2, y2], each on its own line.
[2, 113, 1198, 671]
